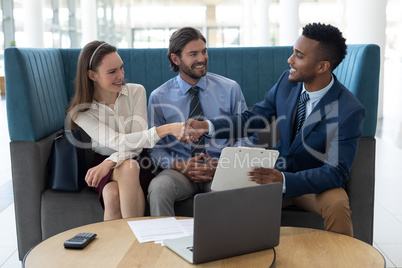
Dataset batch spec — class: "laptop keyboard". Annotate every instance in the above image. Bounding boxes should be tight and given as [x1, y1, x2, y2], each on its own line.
[186, 246, 193, 252]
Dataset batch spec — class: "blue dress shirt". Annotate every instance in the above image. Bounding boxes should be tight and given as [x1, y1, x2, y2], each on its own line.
[304, 75, 334, 118]
[148, 72, 258, 169]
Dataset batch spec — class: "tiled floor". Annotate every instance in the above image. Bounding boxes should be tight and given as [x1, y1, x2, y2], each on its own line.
[1, 97, 402, 267]
[373, 119, 402, 267]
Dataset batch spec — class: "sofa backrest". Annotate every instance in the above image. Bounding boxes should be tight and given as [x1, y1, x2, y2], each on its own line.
[5, 48, 70, 142]
[333, 45, 380, 137]
[5, 44, 379, 142]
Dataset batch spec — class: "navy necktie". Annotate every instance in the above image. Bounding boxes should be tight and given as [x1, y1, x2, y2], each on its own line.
[295, 91, 310, 134]
[188, 86, 205, 157]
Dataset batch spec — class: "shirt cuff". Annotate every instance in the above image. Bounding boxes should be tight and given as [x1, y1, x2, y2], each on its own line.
[206, 120, 215, 136]
[149, 126, 162, 146]
[281, 172, 286, 193]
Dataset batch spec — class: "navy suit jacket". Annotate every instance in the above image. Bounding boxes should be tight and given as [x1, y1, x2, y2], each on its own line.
[211, 70, 366, 201]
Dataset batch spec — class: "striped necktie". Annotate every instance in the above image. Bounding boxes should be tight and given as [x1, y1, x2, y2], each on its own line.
[188, 86, 205, 157]
[295, 91, 310, 134]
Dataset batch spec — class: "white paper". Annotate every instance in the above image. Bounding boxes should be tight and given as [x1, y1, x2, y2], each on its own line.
[127, 217, 192, 243]
[178, 219, 194, 236]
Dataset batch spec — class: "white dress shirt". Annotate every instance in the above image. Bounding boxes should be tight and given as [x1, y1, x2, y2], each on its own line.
[74, 83, 161, 168]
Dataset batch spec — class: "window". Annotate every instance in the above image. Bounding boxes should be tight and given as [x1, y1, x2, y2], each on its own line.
[0, 0, 15, 76]
[207, 27, 240, 47]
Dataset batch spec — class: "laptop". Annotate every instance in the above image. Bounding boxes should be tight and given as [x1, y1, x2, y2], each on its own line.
[211, 147, 280, 191]
[164, 183, 282, 264]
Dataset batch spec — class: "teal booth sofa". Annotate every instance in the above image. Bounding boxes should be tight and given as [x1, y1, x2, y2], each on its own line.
[5, 44, 380, 260]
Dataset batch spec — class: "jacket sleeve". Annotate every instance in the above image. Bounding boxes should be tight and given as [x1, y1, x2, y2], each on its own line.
[282, 102, 366, 201]
[210, 72, 283, 139]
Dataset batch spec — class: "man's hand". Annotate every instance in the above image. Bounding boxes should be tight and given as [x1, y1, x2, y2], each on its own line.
[178, 119, 209, 144]
[172, 153, 218, 183]
[247, 167, 283, 185]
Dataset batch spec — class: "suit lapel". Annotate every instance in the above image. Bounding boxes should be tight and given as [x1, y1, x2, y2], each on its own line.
[279, 84, 301, 150]
[289, 80, 342, 153]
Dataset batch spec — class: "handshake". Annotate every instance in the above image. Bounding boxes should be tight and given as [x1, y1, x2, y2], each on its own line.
[176, 119, 210, 144]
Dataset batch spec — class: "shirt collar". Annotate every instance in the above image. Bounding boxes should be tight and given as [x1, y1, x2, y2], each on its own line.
[177, 74, 207, 95]
[90, 101, 98, 110]
[302, 75, 334, 102]
[120, 84, 129, 96]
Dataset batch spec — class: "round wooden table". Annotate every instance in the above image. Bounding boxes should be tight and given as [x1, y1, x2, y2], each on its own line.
[23, 217, 275, 267]
[276, 227, 385, 267]
[23, 217, 384, 267]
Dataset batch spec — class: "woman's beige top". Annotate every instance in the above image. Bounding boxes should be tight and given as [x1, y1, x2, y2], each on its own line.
[74, 83, 160, 168]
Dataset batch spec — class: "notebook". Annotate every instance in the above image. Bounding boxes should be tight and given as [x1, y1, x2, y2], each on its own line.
[164, 183, 282, 264]
[211, 147, 280, 191]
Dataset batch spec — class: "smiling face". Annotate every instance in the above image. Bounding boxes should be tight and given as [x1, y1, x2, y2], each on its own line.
[287, 35, 321, 85]
[171, 38, 208, 85]
[88, 52, 124, 102]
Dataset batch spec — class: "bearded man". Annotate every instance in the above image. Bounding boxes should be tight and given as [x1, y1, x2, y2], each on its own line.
[147, 27, 257, 216]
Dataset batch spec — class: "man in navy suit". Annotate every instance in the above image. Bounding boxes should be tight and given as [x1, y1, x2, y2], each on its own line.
[180, 23, 366, 236]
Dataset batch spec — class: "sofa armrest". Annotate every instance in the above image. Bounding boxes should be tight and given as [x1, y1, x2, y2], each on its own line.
[346, 137, 375, 244]
[256, 128, 374, 244]
[10, 131, 58, 260]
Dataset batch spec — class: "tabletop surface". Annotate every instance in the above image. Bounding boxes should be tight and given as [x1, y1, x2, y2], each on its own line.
[24, 217, 385, 268]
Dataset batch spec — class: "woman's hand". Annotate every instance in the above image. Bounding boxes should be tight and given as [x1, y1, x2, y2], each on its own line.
[155, 122, 204, 144]
[177, 119, 208, 143]
[85, 160, 115, 188]
[169, 122, 184, 137]
[155, 122, 184, 139]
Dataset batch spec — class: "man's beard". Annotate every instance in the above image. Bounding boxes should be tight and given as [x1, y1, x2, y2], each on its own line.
[180, 61, 207, 80]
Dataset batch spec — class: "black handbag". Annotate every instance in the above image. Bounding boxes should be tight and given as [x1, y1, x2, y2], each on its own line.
[49, 129, 87, 191]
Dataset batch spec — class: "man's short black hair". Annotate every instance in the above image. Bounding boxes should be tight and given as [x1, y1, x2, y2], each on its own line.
[302, 22, 347, 71]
